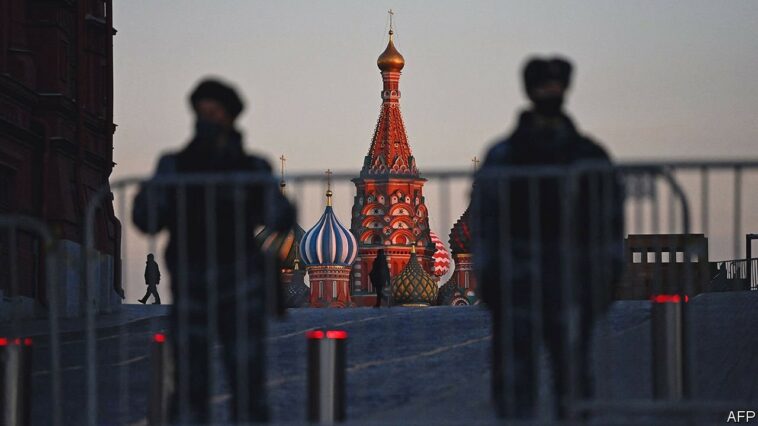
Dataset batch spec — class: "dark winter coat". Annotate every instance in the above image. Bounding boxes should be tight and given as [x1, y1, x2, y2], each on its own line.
[369, 253, 390, 291]
[471, 111, 624, 314]
[144, 259, 161, 285]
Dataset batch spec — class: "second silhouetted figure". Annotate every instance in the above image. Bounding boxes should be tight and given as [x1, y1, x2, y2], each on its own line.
[370, 249, 390, 307]
[138, 253, 161, 304]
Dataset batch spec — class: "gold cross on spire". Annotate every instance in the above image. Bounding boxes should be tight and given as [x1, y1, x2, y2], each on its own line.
[325, 168, 333, 205]
[388, 9, 394, 32]
[472, 156, 480, 173]
[279, 154, 287, 192]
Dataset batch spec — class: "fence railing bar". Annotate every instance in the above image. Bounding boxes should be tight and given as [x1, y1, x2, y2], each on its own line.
[233, 183, 250, 421]
[700, 167, 708, 236]
[527, 176, 543, 420]
[204, 183, 220, 421]
[83, 192, 101, 426]
[733, 167, 742, 259]
[117, 188, 129, 423]
[176, 183, 190, 424]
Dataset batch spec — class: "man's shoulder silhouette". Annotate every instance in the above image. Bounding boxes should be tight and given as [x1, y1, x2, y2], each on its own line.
[483, 111, 612, 168]
[244, 153, 273, 174]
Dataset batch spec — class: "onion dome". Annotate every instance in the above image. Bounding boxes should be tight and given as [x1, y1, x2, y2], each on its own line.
[377, 30, 405, 72]
[283, 263, 310, 308]
[449, 207, 472, 256]
[255, 224, 306, 270]
[391, 246, 438, 306]
[436, 279, 461, 306]
[300, 189, 358, 266]
[430, 231, 451, 277]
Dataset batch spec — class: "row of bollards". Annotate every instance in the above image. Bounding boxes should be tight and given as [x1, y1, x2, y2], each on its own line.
[147, 329, 348, 425]
[1, 337, 33, 426]
[3, 312, 682, 423]
[0, 311, 684, 423]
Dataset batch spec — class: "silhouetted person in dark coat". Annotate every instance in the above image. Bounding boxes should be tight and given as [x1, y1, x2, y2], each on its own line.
[370, 249, 390, 308]
[472, 57, 624, 421]
[132, 78, 295, 424]
[138, 253, 161, 304]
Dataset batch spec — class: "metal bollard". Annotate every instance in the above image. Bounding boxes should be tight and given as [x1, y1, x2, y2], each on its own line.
[148, 333, 173, 426]
[1, 337, 33, 426]
[651, 294, 687, 399]
[307, 329, 347, 424]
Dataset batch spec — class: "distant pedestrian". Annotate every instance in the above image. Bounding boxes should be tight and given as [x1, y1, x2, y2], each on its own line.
[472, 57, 624, 421]
[370, 249, 390, 308]
[133, 78, 296, 424]
[138, 253, 161, 304]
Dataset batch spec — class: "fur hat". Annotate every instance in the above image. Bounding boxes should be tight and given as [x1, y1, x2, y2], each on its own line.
[523, 57, 573, 95]
[189, 78, 244, 118]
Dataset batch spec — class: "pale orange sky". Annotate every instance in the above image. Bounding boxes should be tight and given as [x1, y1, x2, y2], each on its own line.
[110, 1, 758, 299]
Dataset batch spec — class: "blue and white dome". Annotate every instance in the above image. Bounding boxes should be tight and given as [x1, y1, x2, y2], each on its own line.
[300, 190, 358, 266]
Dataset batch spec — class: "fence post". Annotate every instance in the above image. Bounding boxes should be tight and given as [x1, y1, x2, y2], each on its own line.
[148, 333, 172, 425]
[1, 337, 33, 426]
[307, 329, 347, 423]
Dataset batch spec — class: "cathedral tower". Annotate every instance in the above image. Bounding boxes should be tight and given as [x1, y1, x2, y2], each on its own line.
[350, 20, 435, 306]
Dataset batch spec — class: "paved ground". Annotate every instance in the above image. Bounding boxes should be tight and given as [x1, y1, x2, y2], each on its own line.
[11, 291, 758, 425]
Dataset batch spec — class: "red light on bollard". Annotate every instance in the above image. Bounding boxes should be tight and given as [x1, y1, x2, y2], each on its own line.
[153, 333, 166, 343]
[306, 330, 325, 340]
[23, 338, 32, 346]
[13, 338, 21, 345]
[326, 330, 348, 340]
[651, 294, 689, 304]
[0, 337, 7, 346]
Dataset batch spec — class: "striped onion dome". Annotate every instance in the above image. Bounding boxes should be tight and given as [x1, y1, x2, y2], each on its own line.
[255, 224, 305, 270]
[449, 207, 472, 256]
[430, 231, 451, 277]
[391, 246, 438, 306]
[300, 190, 358, 266]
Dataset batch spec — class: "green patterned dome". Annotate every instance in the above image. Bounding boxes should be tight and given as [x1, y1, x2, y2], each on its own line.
[284, 266, 310, 308]
[436, 279, 462, 306]
[255, 224, 305, 270]
[391, 248, 438, 306]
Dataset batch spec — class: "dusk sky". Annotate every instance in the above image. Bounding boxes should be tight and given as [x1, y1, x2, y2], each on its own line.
[113, 0, 758, 179]
[111, 1, 758, 297]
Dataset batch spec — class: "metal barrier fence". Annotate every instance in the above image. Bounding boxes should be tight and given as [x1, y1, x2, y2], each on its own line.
[0, 216, 61, 426]
[710, 258, 758, 291]
[2, 160, 755, 424]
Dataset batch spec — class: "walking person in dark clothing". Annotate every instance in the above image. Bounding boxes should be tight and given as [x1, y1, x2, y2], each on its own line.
[370, 249, 390, 308]
[138, 253, 161, 304]
[472, 57, 624, 421]
[132, 78, 296, 424]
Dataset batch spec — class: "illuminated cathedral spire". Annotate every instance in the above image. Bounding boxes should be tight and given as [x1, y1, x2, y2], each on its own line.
[361, 11, 418, 177]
